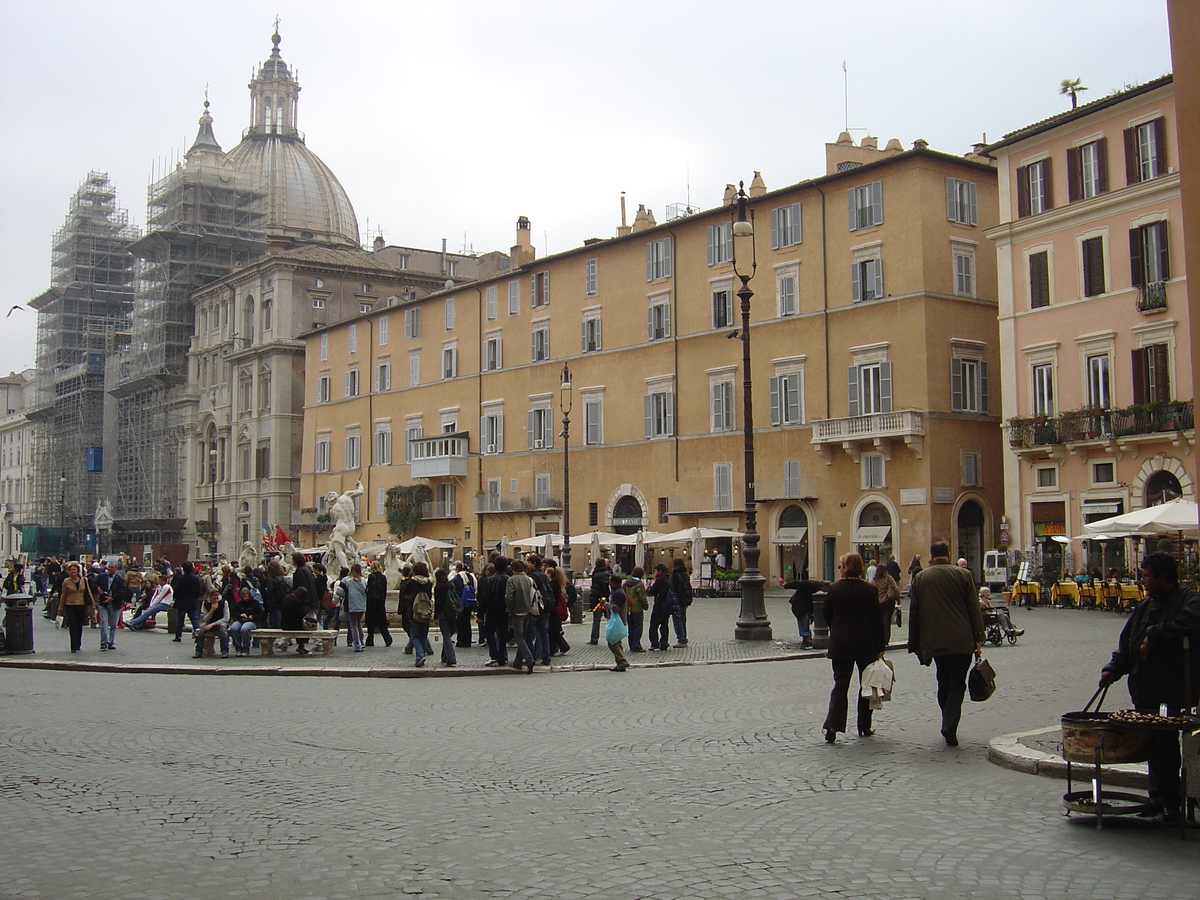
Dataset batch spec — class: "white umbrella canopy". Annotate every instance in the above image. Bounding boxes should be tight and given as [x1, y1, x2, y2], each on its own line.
[543, 532, 555, 560]
[501, 534, 510, 558]
[1081, 499, 1199, 538]
[590, 532, 602, 568]
[635, 530, 646, 571]
[396, 536, 457, 553]
[509, 534, 566, 549]
[646, 527, 743, 543]
[690, 526, 705, 568]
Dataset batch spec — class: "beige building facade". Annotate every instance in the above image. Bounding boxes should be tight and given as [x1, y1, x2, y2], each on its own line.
[301, 137, 1004, 581]
[985, 75, 1193, 577]
[0, 370, 36, 559]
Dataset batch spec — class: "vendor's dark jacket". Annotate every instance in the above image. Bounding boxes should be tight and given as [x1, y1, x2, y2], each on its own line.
[823, 577, 886, 662]
[1103, 584, 1200, 709]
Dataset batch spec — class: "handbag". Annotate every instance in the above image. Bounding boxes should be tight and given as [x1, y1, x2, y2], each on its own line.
[968, 652, 996, 702]
[604, 611, 628, 645]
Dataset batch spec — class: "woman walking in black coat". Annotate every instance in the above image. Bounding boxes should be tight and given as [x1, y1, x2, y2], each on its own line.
[822, 553, 887, 743]
[364, 560, 393, 647]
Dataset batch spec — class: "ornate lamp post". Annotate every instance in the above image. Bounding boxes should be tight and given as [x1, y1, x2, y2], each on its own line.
[731, 182, 772, 640]
[559, 363, 580, 621]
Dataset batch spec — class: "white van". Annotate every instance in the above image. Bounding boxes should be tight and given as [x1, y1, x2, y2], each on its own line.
[984, 550, 1009, 593]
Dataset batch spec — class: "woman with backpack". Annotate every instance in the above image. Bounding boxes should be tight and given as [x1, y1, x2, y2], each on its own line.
[451, 562, 476, 649]
[364, 560, 392, 648]
[647, 563, 675, 651]
[433, 567, 459, 667]
[401, 561, 434, 667]
[670, 558, 693, 647]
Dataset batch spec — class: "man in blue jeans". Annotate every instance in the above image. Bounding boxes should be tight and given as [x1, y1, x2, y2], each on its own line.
[171, 561, 204, 642]
[587, 558, 611, 644]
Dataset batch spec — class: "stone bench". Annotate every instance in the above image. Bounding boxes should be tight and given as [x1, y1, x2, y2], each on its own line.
[253, 628, 338, 657]
[199, 629, 229, 657]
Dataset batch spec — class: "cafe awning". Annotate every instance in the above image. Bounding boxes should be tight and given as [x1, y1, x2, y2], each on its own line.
[852, 526, 891, 544]
[772, 527, 808, 545]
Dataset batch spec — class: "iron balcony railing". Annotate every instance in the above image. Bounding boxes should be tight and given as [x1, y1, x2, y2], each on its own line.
[1007, 400, 1193, 448]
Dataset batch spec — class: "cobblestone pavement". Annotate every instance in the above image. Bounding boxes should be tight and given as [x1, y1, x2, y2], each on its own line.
[2, 601, 1197, 899]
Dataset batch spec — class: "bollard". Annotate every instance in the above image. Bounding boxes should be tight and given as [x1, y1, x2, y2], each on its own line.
[570, 583, 587, 625]
[3, 593, 36, 654]
[811, 590, 830, 650]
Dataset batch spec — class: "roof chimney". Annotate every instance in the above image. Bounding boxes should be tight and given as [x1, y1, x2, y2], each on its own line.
[373, 234, 385, 252]
[631, 204, 657, 233]
[616, 192, 632, 237]
[748, 171, 766, 198]
[511, 216, 536, 267]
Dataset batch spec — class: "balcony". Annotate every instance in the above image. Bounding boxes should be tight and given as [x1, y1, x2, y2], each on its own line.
[811, 410, 924, 463]
[410, 432, 469, 479]
[1007, 400, 1194, 453]
[421, 499, 458, 519]
[474, 494, 562, 515]
[1135, 281, 1168, 314]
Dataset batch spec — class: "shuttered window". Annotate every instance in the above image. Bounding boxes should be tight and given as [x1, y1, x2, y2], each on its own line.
[1028, 251, 1050, 309]
[1129, 221, 1170, 287]
[1131, 344, 1170, 404]
[1081, 236, 1106, 297]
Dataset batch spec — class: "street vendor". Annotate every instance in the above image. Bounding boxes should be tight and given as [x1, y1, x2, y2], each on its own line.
[1098, 550, 1200, 824]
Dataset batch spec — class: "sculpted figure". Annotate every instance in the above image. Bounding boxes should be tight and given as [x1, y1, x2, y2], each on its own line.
[383, 543, 403, 591]
[238, 541, 260, 573]
[324, 481, 364, 575]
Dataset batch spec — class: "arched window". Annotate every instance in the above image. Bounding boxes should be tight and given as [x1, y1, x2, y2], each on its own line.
[264, 97, 272, 129]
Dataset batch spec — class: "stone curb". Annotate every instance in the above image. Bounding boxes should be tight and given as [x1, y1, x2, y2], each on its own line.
[987, 726, 1148, 788]
[0, 648, 823, 678]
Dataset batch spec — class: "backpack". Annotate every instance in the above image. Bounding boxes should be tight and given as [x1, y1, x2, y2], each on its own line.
[444, 585, 462, 619]
[554, 589, 569, 622]
[675, 574, 694, 608]
[412, 588, 433, 624]
[457, 573, 477, 609]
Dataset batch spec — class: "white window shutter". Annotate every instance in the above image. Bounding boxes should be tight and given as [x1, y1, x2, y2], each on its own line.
[769, 375, 781, 425]
[879, 361, 893, 412]
[851, 261, 861, 302]
[848, 366, 860, 417]
[770, 207, 781, 249]
[785, 373, 801, 422]
[871, 181, 883, 225]
[873, 258, 884, 299]
[951, 358, 963, 411]
[643, 395, 653, 438]
[980, 360, 989, 413]
[848, 188, 858, 231]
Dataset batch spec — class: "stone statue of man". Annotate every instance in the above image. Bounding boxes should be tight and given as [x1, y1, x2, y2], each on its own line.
[324, 481, 364, 575]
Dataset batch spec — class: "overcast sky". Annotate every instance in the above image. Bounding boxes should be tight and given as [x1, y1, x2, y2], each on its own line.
[0, 0, 1173, 373]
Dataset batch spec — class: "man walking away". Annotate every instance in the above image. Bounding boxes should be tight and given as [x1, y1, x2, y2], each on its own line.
[907, 540, 983, 746]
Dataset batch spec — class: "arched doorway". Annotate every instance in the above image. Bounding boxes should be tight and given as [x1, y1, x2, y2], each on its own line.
[1144, 469, 1183, 505]
[854, 501, 892, 567]
[776, 504, 809, 581]
[611, 494, 644, 573]
[956, 499, 985, 584]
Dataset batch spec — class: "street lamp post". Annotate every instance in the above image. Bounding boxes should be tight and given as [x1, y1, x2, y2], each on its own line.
[559, 363, 581, 622]
[59, 473, 67, 558]
[209, 444, 218, 563]
[731, 182, 772, 641]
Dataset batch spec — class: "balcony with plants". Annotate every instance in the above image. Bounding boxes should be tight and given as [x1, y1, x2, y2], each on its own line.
[1007, 400, 1193, 451]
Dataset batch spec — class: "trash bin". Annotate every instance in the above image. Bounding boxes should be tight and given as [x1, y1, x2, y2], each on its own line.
[4, 593, 36, 654]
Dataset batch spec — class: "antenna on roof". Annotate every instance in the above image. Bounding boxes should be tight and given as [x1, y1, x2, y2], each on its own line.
[842, 61, 868, 136]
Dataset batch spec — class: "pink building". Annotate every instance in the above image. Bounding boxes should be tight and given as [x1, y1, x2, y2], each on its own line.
[986, 75, 1193, 576]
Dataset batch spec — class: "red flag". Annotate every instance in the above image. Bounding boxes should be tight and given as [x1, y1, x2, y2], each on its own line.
[273, 524, 291, 547]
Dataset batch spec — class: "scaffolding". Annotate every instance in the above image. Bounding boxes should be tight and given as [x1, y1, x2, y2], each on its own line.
[108, 158, 267, 544]
[29, 172, 138, 554]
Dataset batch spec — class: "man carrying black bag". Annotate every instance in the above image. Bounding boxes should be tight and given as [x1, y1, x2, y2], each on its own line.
[907, 540, 983, 747]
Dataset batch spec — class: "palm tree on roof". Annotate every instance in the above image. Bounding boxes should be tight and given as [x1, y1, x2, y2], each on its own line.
[1060, 78, 1088, 109]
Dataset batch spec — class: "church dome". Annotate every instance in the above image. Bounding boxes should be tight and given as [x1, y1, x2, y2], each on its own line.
[223, 30, 359, 249]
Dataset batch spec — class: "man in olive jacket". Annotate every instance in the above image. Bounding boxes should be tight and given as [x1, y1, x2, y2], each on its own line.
[907, 540, 983, 747]
[1100, 550, 1200, 823]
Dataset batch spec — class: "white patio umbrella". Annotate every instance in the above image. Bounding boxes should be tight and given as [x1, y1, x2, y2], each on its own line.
[690, 526, 705, 569]
[509, 534, 565, 549]
[590, 532, 601, 568]
[543, 532, 554, 560]
[635, 529, 646, 571]
[1081, 498, 1199, 538]
[396, 536, 457, 553]
[501, 534, 510, 558]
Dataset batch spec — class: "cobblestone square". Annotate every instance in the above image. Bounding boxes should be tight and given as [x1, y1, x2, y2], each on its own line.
[1, 601, 1196, 899]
